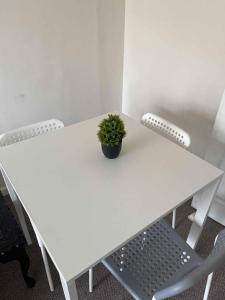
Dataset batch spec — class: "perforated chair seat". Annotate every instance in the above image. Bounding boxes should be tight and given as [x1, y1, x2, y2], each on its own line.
[103, 219, 202, 300]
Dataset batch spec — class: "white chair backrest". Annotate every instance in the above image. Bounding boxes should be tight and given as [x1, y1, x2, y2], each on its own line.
[141, 113, 191, 148]
[0, 119, 64, 147]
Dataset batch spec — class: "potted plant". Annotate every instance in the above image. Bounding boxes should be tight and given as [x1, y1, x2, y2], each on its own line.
[97, 114, 126, 159]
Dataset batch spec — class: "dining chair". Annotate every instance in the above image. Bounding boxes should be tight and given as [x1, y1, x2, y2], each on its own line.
[0, 119, 64, 292]
[102, 219, 225, 300]
[190, 89, 225, 226]
[88, 113, 192, 294]
[0, 119, 64, 146]
[141, 113, 191, 229]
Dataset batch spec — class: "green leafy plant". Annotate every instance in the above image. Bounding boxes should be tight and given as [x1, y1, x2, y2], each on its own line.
[97, 114, 126, 146]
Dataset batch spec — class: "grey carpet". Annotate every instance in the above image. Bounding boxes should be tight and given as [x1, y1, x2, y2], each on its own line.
[0, 196, 224, 300]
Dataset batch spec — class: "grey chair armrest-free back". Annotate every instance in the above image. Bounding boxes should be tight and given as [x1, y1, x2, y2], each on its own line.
[102, 219, 225, 300]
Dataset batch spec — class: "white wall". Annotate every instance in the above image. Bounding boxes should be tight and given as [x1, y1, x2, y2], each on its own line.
[2, 0, 225, 157]
[0, 0, 125, 131]
[97, 0, 125, 113]
[0, 0, 125, 192]
[0, 0, 102, 132]
[123, 0, 225, 157]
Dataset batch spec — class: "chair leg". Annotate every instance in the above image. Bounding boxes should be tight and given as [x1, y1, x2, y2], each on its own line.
[186, 178, 221, 249]
[172, 209, 176, 229]
[203, 272, 214, 300]
[89, 268, 93, 293]
[15, 246, 35, 288]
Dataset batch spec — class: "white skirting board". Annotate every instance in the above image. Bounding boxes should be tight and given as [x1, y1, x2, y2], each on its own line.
[192, 195, 225, 226]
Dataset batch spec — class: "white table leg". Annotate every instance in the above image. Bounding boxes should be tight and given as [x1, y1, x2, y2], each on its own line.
[60, 275, 78, 300]
[31, 220, 54, 292]
[186, 178, 221, 249]
[1, 169, 32, 245]
[39, 241, 54, 292]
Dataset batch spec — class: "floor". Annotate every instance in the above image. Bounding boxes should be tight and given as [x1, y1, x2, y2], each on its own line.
[0, 196, 224, 300]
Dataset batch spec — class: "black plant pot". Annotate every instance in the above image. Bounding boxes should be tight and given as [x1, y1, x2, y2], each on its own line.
[101, 142, 122, 159]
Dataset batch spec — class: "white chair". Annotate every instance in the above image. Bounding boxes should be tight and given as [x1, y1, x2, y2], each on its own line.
[191, 89, 225, 226]
[141, 113, 191, 229]
[0, 119, 64, 292]
[0, 119, 64, 147]
[88, 113, 191, 294]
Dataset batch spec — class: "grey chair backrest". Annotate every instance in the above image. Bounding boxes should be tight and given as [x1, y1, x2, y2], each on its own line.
[153, 228, 225, 300]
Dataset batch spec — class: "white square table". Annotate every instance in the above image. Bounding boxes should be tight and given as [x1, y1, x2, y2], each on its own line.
[0, 114, 223, 300]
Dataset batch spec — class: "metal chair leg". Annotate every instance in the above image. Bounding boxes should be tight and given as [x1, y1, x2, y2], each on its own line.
[203, 272, 214, 300]
[89, 268, 93, 292]
[172, 209, 176, 229]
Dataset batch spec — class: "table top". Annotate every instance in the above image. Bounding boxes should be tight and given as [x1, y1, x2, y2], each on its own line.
[0, 114, 223, 281]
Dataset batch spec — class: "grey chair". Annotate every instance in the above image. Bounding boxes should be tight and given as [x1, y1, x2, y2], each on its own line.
[101, 219, 225, 300]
